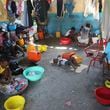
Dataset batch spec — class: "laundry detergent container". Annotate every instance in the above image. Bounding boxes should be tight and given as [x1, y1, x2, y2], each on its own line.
[4, 95, 25, 110]
[23, 66, 44, 81]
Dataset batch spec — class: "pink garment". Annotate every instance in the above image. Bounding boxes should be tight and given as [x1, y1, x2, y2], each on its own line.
[17, 0, 23, 15]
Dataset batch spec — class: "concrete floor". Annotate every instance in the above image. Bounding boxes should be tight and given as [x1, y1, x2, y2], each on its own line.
[0, 38, 110, 110]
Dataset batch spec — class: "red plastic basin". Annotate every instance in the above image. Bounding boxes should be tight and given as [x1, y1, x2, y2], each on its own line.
[95, 87, 110, 105]
[60, 37, 71, 45]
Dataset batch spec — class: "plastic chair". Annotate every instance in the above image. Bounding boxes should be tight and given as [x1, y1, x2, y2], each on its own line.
[84, 38, 106, 73]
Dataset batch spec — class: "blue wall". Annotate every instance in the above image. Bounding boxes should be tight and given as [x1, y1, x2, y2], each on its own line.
[47, 13, 100, 35]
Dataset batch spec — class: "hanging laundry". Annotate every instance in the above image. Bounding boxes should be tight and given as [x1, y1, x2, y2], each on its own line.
[64, 0, 75, 17]
[99, 0, 102, 12]
[57, 0, 63, 17]
[17, 0, 23, 16]
[6, 0, 18, 21]
[47, 0, 51, 4]
[27, 0, 34, 27]
[84, 0, 99, 20]
[33, 0, 50, 24]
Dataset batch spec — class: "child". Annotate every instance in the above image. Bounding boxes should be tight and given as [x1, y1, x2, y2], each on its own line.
[0, 57, 12, 84]
[65, 27, 78, 43]
[3, 32, 24, 58]
[50, 55, 80, 69]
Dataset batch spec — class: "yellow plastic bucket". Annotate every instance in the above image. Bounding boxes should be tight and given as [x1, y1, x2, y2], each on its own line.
[27, 44, 36, 52]
[38, 45, 47, 52]
[4, 95, 25, 110]
[56, 31, 61, 38]
[105, 80, 110, 88]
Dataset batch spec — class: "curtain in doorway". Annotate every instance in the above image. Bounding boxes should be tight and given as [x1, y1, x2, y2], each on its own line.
[102, 0, 110, 39]
[57, 0, 63, 17]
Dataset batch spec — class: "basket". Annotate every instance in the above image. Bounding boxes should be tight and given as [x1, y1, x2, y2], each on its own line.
[4, 95, 25, 110]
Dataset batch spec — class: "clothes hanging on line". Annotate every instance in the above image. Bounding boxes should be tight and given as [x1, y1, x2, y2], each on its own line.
[84, 0, 99, 20]
[6, 0, 18, 21]
[57, 0, 63, 17]
[33, 0, 50, 24]
[99, 0, 102, 12]
[21, 0, 29, 26]
[102, 0, 110, 39]
[27, 0, 33, 27]
[17, 0, 23, 16]
[64, 0, 75, 17]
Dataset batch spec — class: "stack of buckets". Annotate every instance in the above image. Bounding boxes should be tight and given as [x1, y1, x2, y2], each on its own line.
[4, 95, 25, 110]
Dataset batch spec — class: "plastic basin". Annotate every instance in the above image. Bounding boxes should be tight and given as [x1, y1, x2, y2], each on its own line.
[60, 37, 71, 45]
[4, 95, 25, 110]
[95, 87, 110, 105]
[8, 25, 17, 31]
[23, 66, 44, 81]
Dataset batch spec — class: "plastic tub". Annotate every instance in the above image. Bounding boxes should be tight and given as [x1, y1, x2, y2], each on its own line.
[8, 24, 17, 31]
[4, 95, 25, 110]
[60, 37, 71, 45]
[95, 87, 110, 105]
[23, 66, 44, 81]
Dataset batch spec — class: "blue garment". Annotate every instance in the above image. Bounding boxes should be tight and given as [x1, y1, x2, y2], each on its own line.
[105, 42, 110, 61]
[64, 1, 74, 16]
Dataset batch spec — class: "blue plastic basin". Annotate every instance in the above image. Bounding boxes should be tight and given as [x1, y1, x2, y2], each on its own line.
[8, 24, 17, 31]
[23, 66, 44, 81]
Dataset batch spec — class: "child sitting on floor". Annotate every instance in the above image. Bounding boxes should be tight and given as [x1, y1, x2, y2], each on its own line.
[0, 58, 12, 84]
[50, 54, 80, 70]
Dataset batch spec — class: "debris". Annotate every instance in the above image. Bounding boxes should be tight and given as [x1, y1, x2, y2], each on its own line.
[65, 100, 72, 106]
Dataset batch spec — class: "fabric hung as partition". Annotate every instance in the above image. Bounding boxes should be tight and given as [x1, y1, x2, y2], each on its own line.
[6, 0, 18, 21]
[57, 0, 63, 17]
[99, 0, 102, 12]
[33, 0, 50, 24]
[27, 0, 33, 27]
[17, 0, 23, 16]
[84, 0, 99, 20]
[102, 0, 110, 39]
[64, 0, 74, 16]
[21, 0, 29, 26]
